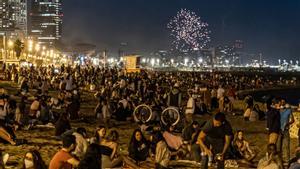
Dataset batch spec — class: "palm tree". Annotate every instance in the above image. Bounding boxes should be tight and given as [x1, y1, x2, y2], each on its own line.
[13, 39, 24, 59]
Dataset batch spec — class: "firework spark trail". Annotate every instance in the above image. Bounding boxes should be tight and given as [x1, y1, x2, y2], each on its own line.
[167, 9, 211, 52]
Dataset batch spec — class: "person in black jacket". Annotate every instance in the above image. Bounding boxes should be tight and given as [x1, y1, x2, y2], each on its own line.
[78, 143, 102, 169]
[55, 112, 71, 137]
[266, 98, 281, 144]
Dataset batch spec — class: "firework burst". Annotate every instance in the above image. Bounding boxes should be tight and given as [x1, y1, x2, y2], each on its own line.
[167, 9, 211, 52]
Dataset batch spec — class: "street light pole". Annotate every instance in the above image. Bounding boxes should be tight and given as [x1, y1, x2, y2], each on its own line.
[3, 34, 7, 63]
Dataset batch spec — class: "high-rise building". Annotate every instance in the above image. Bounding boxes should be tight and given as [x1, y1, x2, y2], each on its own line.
[0, 0, 27, 50]
[0, 0, 27, 32]
[28, 0, 62, 46]
[1, 0, 18, 30]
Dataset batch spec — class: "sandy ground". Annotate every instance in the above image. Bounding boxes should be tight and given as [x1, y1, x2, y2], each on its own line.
[0, 81, 298, 168]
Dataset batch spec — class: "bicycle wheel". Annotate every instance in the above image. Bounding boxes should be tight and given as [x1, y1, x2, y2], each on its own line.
[161, 106, 180, 126]
[133, 104, 153, 123]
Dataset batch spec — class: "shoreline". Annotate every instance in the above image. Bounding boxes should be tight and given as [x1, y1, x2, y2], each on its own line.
[237, 85, 300, 105]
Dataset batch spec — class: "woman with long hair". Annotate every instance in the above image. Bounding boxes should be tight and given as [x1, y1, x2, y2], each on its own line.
[100, 130, 122, 168]
[100, 130, 139, 169]
[22, 150, 47, 169]
[232, 130, 256, 162]
[128, 129, 150, 163]
[94, 125, 106, 144]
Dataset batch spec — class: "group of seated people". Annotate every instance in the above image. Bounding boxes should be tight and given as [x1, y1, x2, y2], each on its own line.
[1, 122, 300, 169]
[2, 116, 299, 169]
[0, 86, 81, 146]
[2, 94, 300, 169]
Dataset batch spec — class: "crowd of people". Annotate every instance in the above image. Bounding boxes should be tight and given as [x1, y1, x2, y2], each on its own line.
[0, 64, 300, 169]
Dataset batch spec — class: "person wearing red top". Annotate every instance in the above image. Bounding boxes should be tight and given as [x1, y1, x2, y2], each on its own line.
[49, 135, 79, 169]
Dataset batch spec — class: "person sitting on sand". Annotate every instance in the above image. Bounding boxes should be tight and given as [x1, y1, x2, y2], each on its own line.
[100, 130, 139, 169]
[78, 143, 102, 169]
[243, 105, 258, 121]
[100, 130, 122, 168]
[60, 127, 88, 159]
[253, 104, 265, 120]
[153, 131, 172, 169]
[223, 96, 233, 113]
[128, 129, 150, 163]
[93, 125, 106, 144]
[182, 121, 199, 144]
[38, 98, 52, 124]
[49, 135, 79, 169]
[0, 94, 9, 124]
[27, 97, 41, 129]
[55, 112, 71, 137]
[22, 150, 47, 169]
[115, 102, 127, 121]
[66, 90, 80, 120]
[15, 96, 27, 129]
[163, 124, 183, 151]
[0, 96, 19, 145]
[232, 130, 256, 166]
[257, 143, 283, 169]
[289, 148, 300, 169]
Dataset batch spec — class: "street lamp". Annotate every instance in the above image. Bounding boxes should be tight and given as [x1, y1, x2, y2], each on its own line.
[184, 58, 189, 66]
[35, 44, 40, 52]
[198, 58, 203, 64]
[8, 40, 13, 48]
[151, 58, 155, 67]
[225, 60, 229, 67]
[28, 40, 33, 53]
[7, 40, 14, 59]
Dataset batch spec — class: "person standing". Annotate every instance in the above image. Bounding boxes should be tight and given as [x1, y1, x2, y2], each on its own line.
[217, 85, 225, 100]
[185, 90, 195, 123]
[266, 98, 281, 144]
[277, 101, 294, 163]
[167, 83, 182, 108]
[197, 113, 233, 169]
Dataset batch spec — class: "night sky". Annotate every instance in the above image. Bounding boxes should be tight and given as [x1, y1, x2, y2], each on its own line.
[63, 0, 300, 63]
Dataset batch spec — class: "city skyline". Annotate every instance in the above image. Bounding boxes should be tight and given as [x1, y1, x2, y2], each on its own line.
[0, 0, 62, 47]
[63, 0, 300, 63]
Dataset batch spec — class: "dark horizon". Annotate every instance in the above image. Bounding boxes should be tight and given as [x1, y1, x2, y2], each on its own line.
[63, 0, 300, 63]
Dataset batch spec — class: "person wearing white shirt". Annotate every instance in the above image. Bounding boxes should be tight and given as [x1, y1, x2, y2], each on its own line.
[65, 76, 73, 91]
[217, 85, 225, 99]
[72, 128, 88, 159]
[185, 90, 195, 123]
